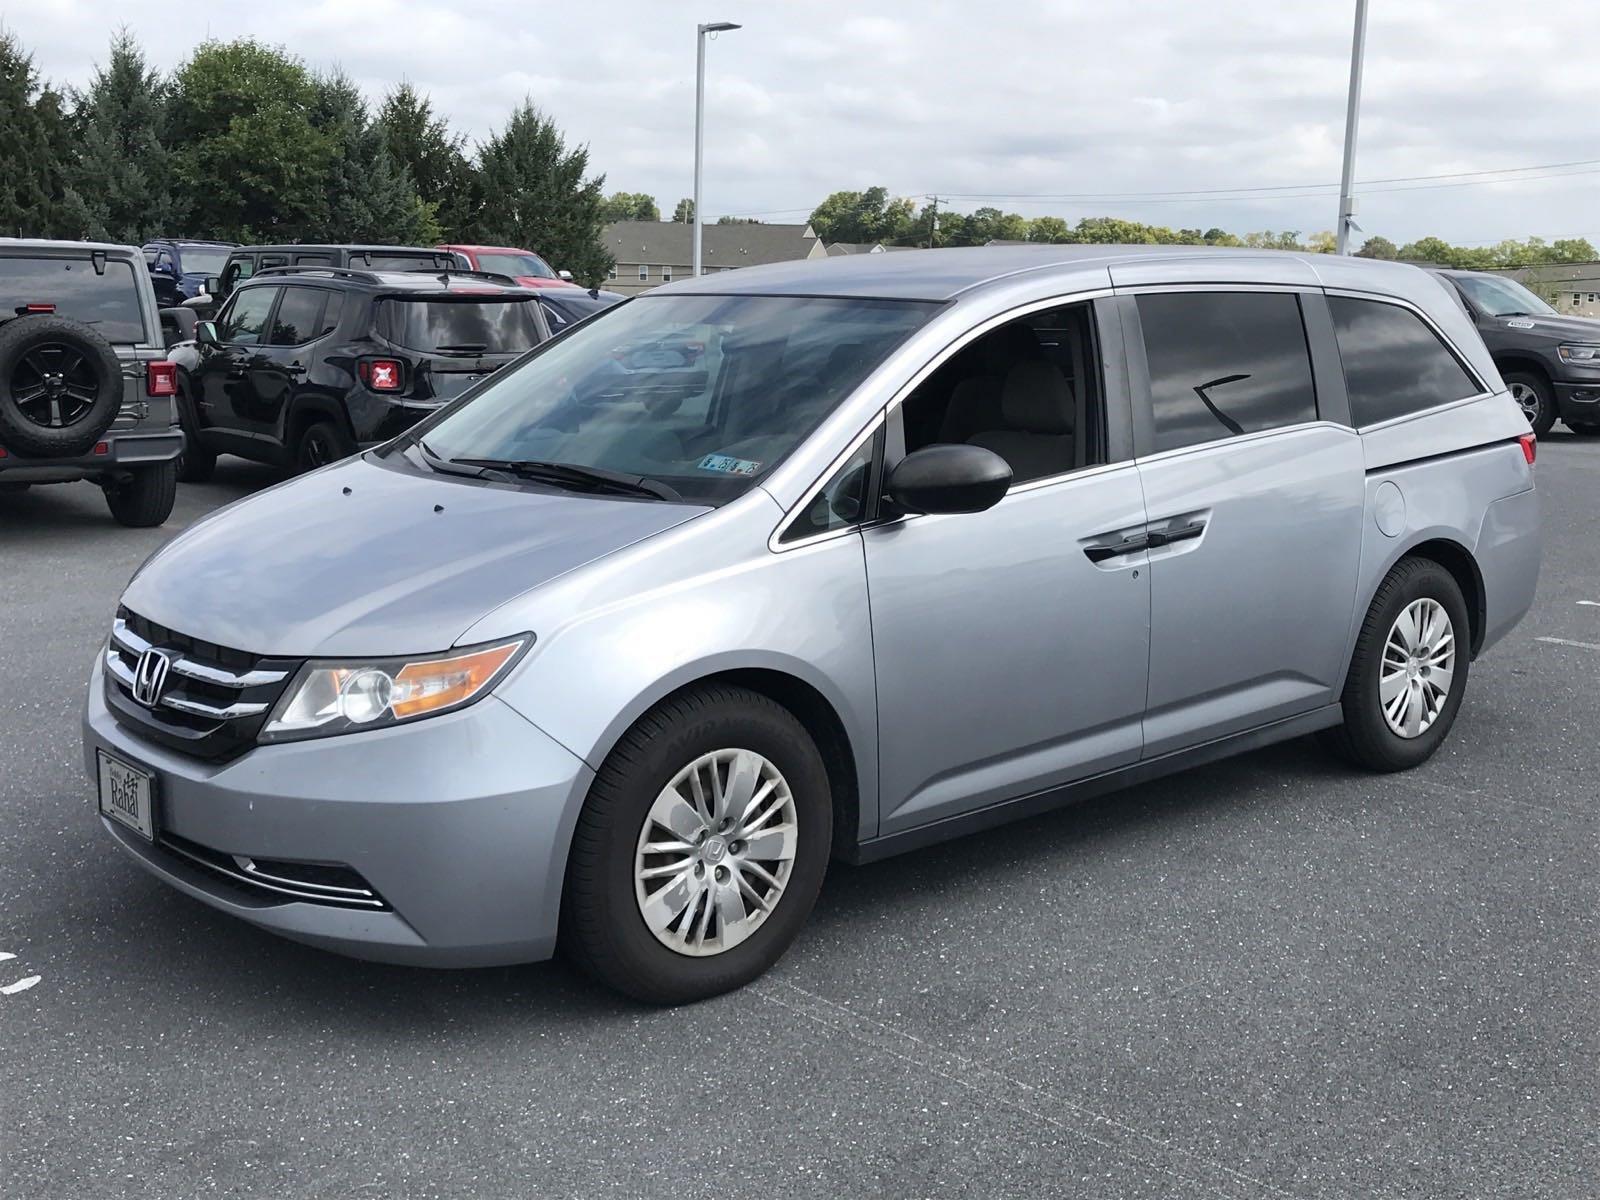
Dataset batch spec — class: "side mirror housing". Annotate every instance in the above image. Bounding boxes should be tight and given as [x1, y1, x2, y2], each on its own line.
[558, 269, 574, 282]
[203, 275, 222, 296]
[195, 320, 220, 347]
[886, 444, 1011, 515]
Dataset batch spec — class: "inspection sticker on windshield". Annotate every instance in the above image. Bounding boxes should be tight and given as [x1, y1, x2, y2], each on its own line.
[696, 454, 762, 476]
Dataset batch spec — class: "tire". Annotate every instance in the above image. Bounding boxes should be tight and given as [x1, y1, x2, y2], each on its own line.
[174, 385, 216, 482]
[0, 315, 125, 457]
[1503, 371, 1556, 437]
[1322, 557, 1470, 772]
[294, 419, 354, 473]
[561, 684, 833, 1004]
[104, 459, 178, 528]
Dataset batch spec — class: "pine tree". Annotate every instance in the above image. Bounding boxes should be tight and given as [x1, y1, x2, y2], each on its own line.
[0, 32, 80, 238]
[472, 100, 611, 285]
[376, 82, 476, 240]
[313, 71, 438, 244]
[71, 30, 175, 243]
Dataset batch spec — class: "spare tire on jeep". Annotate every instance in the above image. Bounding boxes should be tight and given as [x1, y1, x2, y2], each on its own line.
[0, 315, 124, 458]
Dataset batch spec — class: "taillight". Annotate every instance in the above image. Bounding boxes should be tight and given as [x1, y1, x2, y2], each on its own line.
[146, 361, 177, 397]
[1519, 432, 1536, 464]
[359, 358, 404, 392]
[0, 446, 8, 458]
[24, 303, 55, 314]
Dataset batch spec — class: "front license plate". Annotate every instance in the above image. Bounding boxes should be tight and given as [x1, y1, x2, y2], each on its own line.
[97, 750, 155, 841]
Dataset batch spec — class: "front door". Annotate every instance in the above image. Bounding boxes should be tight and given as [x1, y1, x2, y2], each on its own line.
[1122, 288, 1365, 757]
[193, 285, 280, 452]
[863, 300, 1151, 836]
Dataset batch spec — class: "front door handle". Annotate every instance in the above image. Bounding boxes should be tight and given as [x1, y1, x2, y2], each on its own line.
[1084, 533, 1150, 563]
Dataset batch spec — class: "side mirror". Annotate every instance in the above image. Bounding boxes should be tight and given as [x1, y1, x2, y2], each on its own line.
[203, 275, 222, 296]
[885, 444, 1011, 515]
[558, 269, 574, 282]
[195, 320, 220, 347]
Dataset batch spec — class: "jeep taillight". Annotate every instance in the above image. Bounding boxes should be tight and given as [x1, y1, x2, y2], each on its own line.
[360, 358, 404, 392]
[146, 361, 177, 397]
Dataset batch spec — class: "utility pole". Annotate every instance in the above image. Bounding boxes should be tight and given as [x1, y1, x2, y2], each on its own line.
[693, 22, 741, 276]
[1335, 0, 1369, 255]
[923, 195, 943, 249]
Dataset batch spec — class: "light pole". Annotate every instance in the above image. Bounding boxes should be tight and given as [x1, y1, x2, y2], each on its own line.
[1335, 0, 1369, 254]
[693, 21, 742, 277]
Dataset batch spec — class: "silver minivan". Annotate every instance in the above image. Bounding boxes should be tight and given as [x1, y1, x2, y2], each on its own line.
[84, 247, 1540, 1002]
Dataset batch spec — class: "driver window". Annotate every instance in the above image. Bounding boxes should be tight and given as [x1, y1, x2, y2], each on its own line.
[899, 302, 1102, 485]
[218, 287, 278, 346]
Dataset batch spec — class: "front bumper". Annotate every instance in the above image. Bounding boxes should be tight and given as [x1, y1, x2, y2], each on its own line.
[83, 658, 593, 967]
[1553, 379, 1600, 423]
[0, 431, 182, 482]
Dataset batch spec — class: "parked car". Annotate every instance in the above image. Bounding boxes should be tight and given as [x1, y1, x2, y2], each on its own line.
[84, 247, 1539, 1003]
[533, 287, 625, 334]
[201, 244, 468, 312]
[439, 244, 577, 289]
[0, 239, 182, 526]
[141, 239, 238, 307]
[165, 265, 552, 477]
[1431, 268, 1600, 436]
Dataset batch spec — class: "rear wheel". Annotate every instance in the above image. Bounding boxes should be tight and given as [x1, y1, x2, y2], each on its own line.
[294, 420, 354, 473]
[104, 460, 178, 528]
[561, 684, 832, 1004]
[1322, 557, 1469, 772]
[174, 385, 216, 482]
[1504, 371, 1556, 436]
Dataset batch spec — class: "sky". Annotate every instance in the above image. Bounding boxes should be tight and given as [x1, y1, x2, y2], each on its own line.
[7, 0, 1599, 247]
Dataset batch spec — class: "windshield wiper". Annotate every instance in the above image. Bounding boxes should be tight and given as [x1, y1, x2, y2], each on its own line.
[433, 342, 490, 354]
[446, 457, 683, 501]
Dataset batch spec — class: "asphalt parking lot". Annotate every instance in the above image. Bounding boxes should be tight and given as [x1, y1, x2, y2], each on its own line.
[2, 442, 1596, 1199]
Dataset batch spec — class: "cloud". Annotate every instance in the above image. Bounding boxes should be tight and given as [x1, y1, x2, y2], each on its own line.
[7, 0, 1599, 244]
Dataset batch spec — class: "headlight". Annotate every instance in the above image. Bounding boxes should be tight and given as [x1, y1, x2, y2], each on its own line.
[260, 636, 530, 742]
[1557, 343, 1600, 364]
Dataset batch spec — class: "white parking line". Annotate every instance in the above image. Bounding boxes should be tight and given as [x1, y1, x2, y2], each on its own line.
[1537, 636, 1600, 651]
[1578, 600, 1600, 608]
[0, 951, 41, 995]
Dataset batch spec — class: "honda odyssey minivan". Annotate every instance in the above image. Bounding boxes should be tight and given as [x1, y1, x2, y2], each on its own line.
[84, 247, 1540, 1003]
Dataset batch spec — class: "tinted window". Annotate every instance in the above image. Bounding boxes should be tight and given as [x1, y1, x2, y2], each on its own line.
[539, 293, 617, 331]
[1137, 292, 1317, 453]
[0, 256, 146, 343]
[219, 287, 278, 345]
[268, 287, 328, 346]
[415, 295, 935, 505]
[475, 252, 557, 279]
[375, 298, 544, 354]
[359, 252, 455, 271]
[1329, 296, 1482, 426]
[179, 247, 230, 275]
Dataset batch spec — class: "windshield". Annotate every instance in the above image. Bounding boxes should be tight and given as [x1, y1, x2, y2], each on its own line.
[475, 252, 557, 279]
[1, 256, 146, 343]
[409, 294, 938, 503]
[179, 247, 231, 275]
[375, 297, 545, 354]
[1454, 274, 1557, 317]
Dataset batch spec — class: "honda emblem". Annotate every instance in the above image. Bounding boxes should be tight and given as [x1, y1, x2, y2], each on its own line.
[132, 648, 172, 708]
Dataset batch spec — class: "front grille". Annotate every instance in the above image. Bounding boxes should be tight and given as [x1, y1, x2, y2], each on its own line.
[158, 832, 389, 909]
[103, 608, 301, 761]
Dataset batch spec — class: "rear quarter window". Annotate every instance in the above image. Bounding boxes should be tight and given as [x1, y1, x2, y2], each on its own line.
[0, 256, 148, 344]
[1328, 296, 1482, 426]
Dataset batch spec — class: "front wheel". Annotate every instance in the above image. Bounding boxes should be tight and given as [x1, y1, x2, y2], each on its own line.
[561, 684, 832, 1004]
[1504, 371, 1556, 437]
[104, 460, 178, 528]
[294, 420, 354, 473]
[1322, 557, 1469, 772]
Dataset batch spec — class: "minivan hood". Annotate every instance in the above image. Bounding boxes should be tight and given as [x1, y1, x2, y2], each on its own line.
[121, 455, 710, 657]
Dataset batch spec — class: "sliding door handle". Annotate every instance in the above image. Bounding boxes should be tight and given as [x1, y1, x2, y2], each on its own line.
[1145, 520, 1206, 548]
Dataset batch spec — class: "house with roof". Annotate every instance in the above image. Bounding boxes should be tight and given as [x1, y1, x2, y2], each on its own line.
[825, 241, 918, 256]
[600, 221, 828, 295]
[1491, 262, 1600, 317]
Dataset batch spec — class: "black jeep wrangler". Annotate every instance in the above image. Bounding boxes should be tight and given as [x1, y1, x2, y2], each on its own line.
[168, 266, 551, 476]
[1432, 268, 1600, 436]
[0, 240, 183, 526]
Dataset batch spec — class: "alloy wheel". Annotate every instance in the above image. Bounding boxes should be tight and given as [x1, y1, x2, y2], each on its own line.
[1508, 381, 1541, 425]
[10, 343, 102, 429]
[1380, 597, 1456, 738]
[633, 748, 798, 957]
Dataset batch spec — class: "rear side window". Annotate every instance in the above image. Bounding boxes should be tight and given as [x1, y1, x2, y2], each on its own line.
[374, 298, 544, 353]
[1136, 291, 1317, 453]
[0, 256, 147, 343]
[268, 287, 330, 346]
[1328, 296, 1481, 426]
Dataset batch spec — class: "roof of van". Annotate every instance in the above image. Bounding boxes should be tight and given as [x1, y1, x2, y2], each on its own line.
[657, 244, 1436, 303]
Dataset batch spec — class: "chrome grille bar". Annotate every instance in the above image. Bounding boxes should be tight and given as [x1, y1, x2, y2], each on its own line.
[111, 618, 289, 688]
[104, 645, 271, 718]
